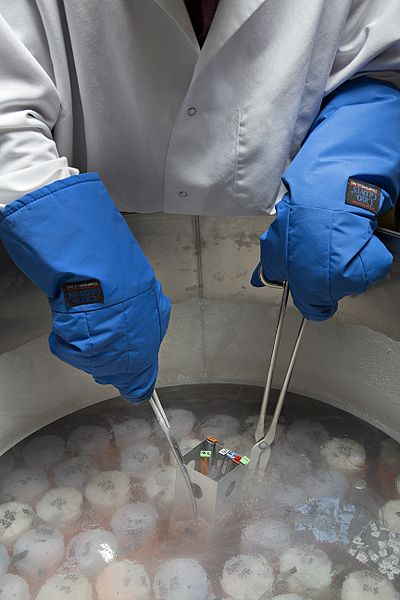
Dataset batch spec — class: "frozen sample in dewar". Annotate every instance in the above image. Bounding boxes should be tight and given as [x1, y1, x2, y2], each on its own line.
[120, 443, 162, 480]
[54, 456, 98, 491]
[112, 417, 152, 449]
[66, 528, 118, 577]
[36, 487, 83, 530]
[0, 501, 34, 547]
[67, 425, 110, 457]
[161, 408, 197, 440]
[0, 544, 9, 575]
[379, 499, 400, 534]
[144, 465, 176, 506]
[36, 572, 94, 600]
[0, 573, 30, 600]
[221, 554, 274, 600]
[110, 502, 158, 553]
[84, 471, 131, 515]
[96, 559, 152, 600]
[341, 569, 399, 600]
[320, 437, 366, 474]
[241, 518, 291, 559]
[200, 414, 240, 440]
[286, 420, 330, 456]
[279, 545, 333, 598]
[154, 558, 210, 600]
[13, 525, 64, 583]
[3, 467, 50, 505]
[22, 435, 66, 469]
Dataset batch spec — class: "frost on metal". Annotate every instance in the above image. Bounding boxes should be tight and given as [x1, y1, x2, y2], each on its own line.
[349, 522, 400, 581]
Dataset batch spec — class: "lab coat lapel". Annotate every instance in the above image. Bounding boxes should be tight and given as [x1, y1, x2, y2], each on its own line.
[153, 0, 199, 52]
[196, 0, 267, 73]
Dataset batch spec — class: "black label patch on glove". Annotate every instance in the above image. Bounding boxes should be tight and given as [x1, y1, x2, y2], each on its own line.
[345, 178, 381, 214]
[63, 279, 104, 307]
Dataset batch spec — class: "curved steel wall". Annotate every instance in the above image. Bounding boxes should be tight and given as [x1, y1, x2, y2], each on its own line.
[1, 215, 400, 453]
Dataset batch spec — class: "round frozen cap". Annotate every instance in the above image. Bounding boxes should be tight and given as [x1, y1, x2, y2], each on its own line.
[223, 434, 253, 457]
[201, 414, 240, 440]
[320, 437, 366, 473]
[0, 502, 34, 548]
[164, 408, 196, 440]
[0, 452, 15, 480]
[0, 574, 30, 600]
[54, 456, 98, 491]
[13, 526, 64, 581]
[154, 558, 209, 600]
[280, 545, 333, 595]
[22, 435, 65, 469]
[120, 443, 161, 480]
[379, 500, 400, 534]
[36, 572, 94, 600]
[286, 420, 330, 455]
[96, 559, 152, 600]
[85, 471, 131, 513]
[3, 467, 50, 505]
[302, 467, 349, 499]
[145, 465, 176, 506]
[111, 502, 158, 550]
[341, 569, 399, 600]
[0, 544, 9, 575]
[113, 418, 152, 449]
[36, 487, 83, 529]
[241, 518, 291, 556]
[67, 426, 110, 456]
[221, 555, 274, 600]
[66, 528, 118, 577]
[267, 437, 311, 481]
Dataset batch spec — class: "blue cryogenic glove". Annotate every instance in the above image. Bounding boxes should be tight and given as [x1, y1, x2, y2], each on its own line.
[252, 77, 400, 320]
[0, 173, 170, 402]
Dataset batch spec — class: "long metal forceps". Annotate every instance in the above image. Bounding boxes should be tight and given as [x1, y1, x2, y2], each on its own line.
[149, 390, 197, 517]
[249, 268, 306, 476]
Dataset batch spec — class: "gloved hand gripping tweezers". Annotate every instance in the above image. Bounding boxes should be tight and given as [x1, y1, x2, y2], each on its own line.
[249, 267, 306, 476]
[150, 390, 197, 517]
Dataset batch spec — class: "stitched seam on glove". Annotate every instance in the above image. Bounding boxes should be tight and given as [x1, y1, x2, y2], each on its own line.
[358, 250, 368, 289]
[328, 209, 334, 303]
[51, 285, 155, 314]
[0, 173, 100, 221]
[121, 299, 131, 390]
[152, 283, 164, 344]
[83, 312, 94, 372]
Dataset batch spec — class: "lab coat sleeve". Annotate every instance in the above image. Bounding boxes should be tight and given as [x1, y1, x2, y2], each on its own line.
[327, 0, 400, 93]
[0, 11, 78, 207]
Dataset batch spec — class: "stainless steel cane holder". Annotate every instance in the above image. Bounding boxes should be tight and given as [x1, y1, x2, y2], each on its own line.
[174, 439, 247, 526]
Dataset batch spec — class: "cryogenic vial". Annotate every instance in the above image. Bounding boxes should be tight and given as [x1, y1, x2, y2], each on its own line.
[0, 501, 34, 547]
[66, 528, 118, 577]
[153, 558, 210, 600]
[158, 408, 197, 440]
[36, 572, 94, 600]
[378, 438, 400, 497]
[67, 425, 110, 457]
[285, 420, 330, 456]
[169, 437, 201, 464]
[200, 414, 240, 440]
[3, 467, 50, 505]
[379, 499, 400, 534]
[22, 435, 66, 470]
[341, 569, 399, 600]
[54, 456, 98, 491]
[241, 518, 291, 559]
[0, 573, 29, 600]
[84, 471, 131, 515]
[96, 559, 152, 600]
[144, 465, 176, 507]
[120, 443, 162, 480]
[110, 502, 158, 554]
[112, 417, 152, 450]
[320, 437, 366, 475]
[223, 434, 254, 457]
[221, 555, 274, 600]
[36, 487, 83, 530]
[0, 544, 9, 574]
[13, 525, 64, 583]
[279, 545, 333, 597]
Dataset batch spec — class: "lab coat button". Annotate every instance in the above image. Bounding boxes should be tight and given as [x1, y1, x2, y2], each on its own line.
[187, 107, 197, 117]
[179, 191, 188, 197]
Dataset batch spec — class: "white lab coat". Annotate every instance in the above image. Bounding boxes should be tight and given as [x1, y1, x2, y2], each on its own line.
[0, 0, 399, 215]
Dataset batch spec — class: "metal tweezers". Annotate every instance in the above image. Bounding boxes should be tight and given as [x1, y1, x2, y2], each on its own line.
[150, 390, 197, 517]
[249, 266, 306, 476]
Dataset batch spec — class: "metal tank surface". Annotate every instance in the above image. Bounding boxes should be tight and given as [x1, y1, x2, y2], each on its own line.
[1, 214, 400, 454]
